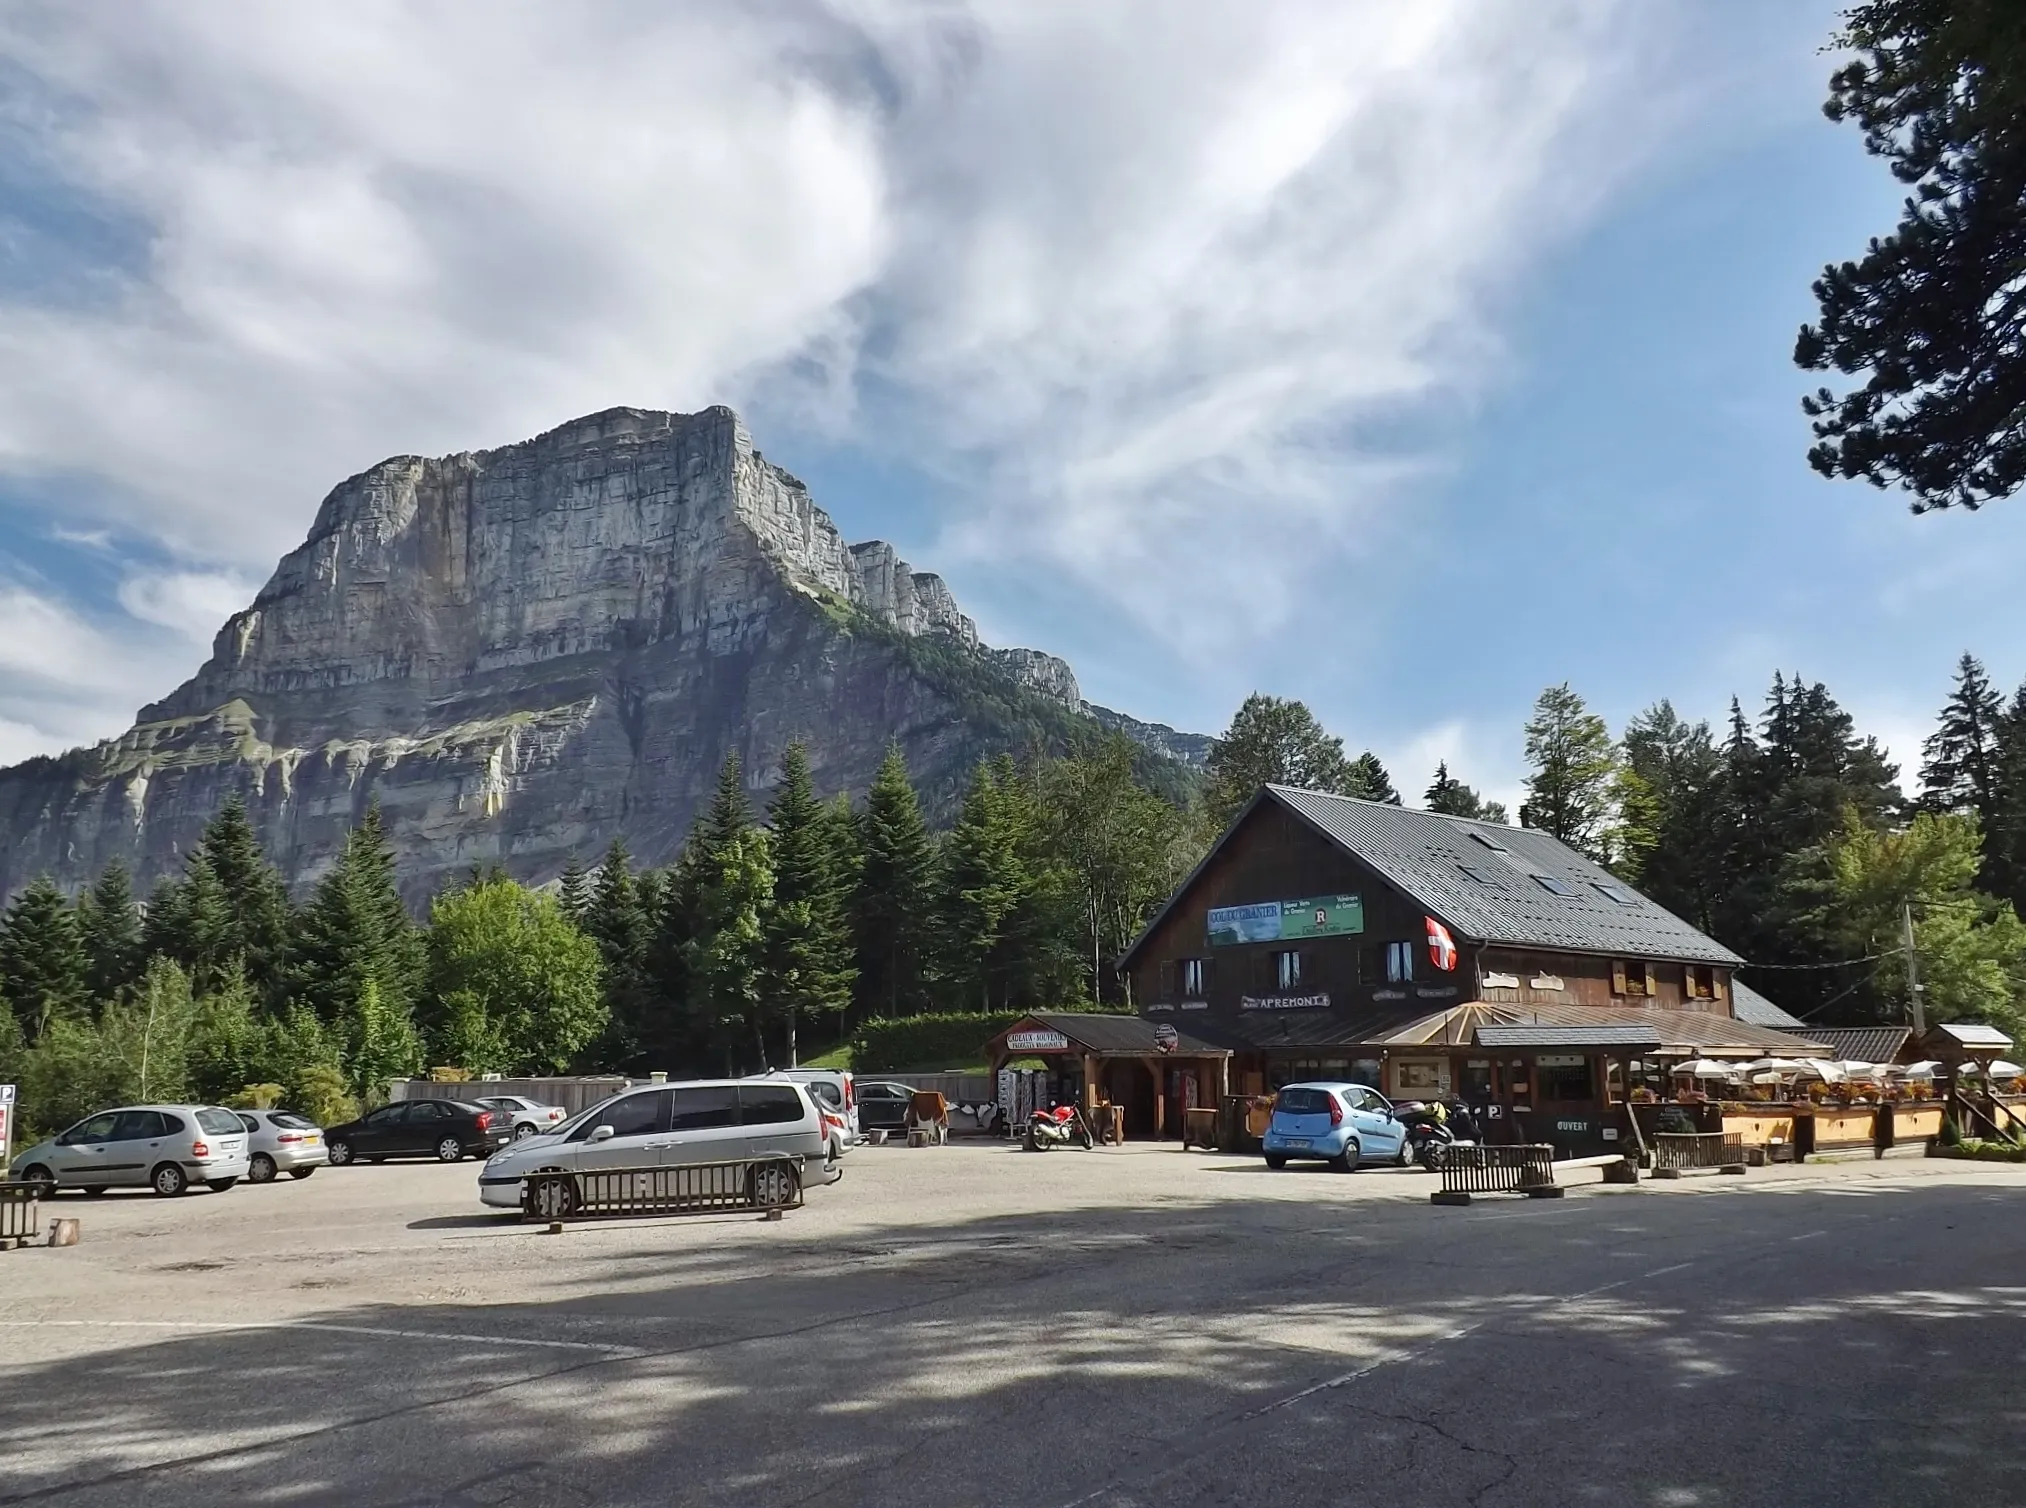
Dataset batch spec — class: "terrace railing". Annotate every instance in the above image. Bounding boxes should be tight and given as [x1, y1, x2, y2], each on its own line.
[1432, 1144, 1559, 1205]
[0, 1180, 42, 1248]
[521, 1157, 804, 1223]
[1651, 1132, 1747, 1177]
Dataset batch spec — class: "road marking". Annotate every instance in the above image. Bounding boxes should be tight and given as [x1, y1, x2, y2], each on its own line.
[0, 1319, 643, 1357]
[1787, 1229, 1828, 1242]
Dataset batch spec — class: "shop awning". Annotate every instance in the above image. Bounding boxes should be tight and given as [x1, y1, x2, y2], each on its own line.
[988, 1013, 1230, 1060]
[1474, 1024, 1664, 1051]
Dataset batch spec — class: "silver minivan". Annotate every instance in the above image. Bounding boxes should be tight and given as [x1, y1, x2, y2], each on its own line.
[10, 1105, 251, 1197]
[476, 1078, 839, 1210]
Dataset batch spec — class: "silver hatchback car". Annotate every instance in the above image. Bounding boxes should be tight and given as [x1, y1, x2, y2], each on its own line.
[10, 1104, 251, 1197]
[235, 1110, 329, 1183]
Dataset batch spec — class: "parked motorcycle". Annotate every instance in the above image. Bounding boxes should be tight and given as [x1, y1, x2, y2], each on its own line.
[1394, 1100, 1480, 1171]
[1023, 1103, 1094, 1151]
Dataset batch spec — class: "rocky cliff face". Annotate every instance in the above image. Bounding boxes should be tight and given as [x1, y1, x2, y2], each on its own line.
[0, 406, 1202, 902]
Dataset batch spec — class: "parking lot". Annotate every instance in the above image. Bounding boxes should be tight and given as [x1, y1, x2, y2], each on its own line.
[4, 1144, 2025, 1506]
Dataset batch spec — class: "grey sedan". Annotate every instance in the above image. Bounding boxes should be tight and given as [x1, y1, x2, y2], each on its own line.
[10, 1105, 251, 1197]
[235, 1110, 329, 1183]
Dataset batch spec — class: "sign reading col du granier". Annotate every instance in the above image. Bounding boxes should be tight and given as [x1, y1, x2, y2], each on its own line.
[1005, 1029, 1071, 1053]
[1207, 894, 1363, 947]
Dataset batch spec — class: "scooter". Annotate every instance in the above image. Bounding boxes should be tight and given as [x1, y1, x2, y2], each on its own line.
[1395, 1100, 1479, 1170]
[1023, 1103, 1094, 1151]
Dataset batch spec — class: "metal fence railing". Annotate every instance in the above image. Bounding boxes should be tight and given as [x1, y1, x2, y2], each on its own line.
[1434, 1144, 1558, 1204]
[1651, 1132, 1746, 1176]
[0, 1181, 42, 1248]
[520, 1157, 804, 1223]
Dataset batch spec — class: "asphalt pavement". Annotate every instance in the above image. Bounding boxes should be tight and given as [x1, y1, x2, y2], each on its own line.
[0, 1145, 2021, 1507]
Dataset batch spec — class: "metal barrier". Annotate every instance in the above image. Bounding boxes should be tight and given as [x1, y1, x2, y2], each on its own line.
[0, 1181, 43, 1249]
[520, 1157, 803, 1223]
[1651, 1132, 1747, 1177]
[1432, 1144, 1559, 1205]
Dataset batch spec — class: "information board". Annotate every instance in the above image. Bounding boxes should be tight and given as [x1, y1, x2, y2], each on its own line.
[1207, 893, 1363, 947]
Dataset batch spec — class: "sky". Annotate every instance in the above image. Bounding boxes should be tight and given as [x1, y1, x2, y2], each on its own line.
[3, 0, 2023, 811]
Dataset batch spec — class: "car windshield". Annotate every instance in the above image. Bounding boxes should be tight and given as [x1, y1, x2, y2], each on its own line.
[196, 1108, 245, 1136]
[1275, 1088, 1335, 1115]
[805, 1082, 842, 1108]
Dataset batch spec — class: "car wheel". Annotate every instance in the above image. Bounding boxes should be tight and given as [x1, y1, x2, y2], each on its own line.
[288, 1167, 316, 1180]
[18, 1164, 56, 1197]
[151, 1162, 188, 1197]
[326, 1139, 353, 1166]
[1328, 1141, 1359, 1173]
[206, 1178, 238, 1193]
[435, 1136, 465, 1163]
[1394, 1138, 1413, 1169]
[1263, 1154, 1287, 1170]
[248, 1153, 278, 1184]
[514, 1122, 537, 1140]
[527, 1175, 578, 1222]
[825, 1141, 843, 1181]
[747, 1162, 798, 1208]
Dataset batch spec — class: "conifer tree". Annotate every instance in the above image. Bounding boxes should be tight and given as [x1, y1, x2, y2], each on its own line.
[346, 977, 424, 1097]
[935, 759, 1077, 1012]
[291, 806, 423, 1021]
[1204, 694, 1354, 827]
[142, 855, 234, 994]
[0, 877, 86, 1041]
[76, 861, 143, 1003]
[1920, 653, 2004, 819]
[761, 742, 856, 1065]
[583, 840, 650, 1064]
[1422, 763, 1509, 823]
[852, 745, 937, 1018]
[1518, 684, 1621, 858]
[557, 854, 590, 926]
[1346, 751, 1401, 804]
[195, 796, 294, 999]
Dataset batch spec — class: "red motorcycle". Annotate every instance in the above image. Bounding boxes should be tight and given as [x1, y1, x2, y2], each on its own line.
[1023, 1103, 1094, 1151]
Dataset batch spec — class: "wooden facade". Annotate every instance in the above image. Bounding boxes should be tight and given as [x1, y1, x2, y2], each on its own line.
[1123, 798, 1737, 1033]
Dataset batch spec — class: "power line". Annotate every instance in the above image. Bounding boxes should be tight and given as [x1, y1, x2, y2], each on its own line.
[1736, 947, 1904, 971]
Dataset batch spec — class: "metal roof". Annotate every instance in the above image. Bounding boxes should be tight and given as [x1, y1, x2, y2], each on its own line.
[1181, 1009, 1426, 1052]
[1730, 980, 1809, 1030]
[1932, 1022, 2014, 1049]
[1475, 1024, 1664, 1050]
[1008, 1012, 1229, 1056]
[1807, 1026, 1914, 1065]
[1263, 787, 1744, 965]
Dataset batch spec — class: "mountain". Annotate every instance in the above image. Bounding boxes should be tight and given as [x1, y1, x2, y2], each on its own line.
[0, 406, 1206, 901]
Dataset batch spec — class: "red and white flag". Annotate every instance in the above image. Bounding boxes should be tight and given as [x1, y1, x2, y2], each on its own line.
[1425, 916, 1458, 972]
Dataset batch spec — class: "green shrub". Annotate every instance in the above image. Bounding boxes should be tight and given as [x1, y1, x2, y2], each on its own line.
[1935, 1137, 2026, 1163]
[289, 1062, 358, 1127]
[226, 1083, 285, 1110]
[852, 1012, 1022, 1072]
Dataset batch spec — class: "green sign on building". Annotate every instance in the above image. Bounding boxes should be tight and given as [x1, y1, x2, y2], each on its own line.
[1207, 893, 1363, 947]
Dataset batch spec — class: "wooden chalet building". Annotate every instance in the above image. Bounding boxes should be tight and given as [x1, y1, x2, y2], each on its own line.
[1117, 785, 1825, 1154]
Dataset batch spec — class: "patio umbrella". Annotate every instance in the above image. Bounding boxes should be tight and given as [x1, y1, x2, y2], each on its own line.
[1896, 1061, 1940, 1079]
[1834, 1061, 1880, 1078]
[1989, 1059, 2024, 1079]
[1800, 1059, 1847, 1082]
[1674, 1059, 1737, 1078]
[1740, 1057, 1806, 1074]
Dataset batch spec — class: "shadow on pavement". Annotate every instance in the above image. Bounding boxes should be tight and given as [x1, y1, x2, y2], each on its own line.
[2, 1179, 2022, 1507]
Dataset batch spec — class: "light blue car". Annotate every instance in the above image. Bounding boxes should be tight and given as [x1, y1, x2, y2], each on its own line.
[1261, 1082, 1411, 1171]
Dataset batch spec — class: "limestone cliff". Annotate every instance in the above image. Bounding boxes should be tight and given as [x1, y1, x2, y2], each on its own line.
[0, 406, 1202, 901]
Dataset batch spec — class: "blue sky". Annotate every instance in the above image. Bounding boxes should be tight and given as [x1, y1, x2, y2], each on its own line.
[2, 2, 2019, 809]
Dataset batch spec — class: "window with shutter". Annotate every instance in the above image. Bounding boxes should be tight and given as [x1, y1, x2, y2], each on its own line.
[1611, 959, 1629, 996]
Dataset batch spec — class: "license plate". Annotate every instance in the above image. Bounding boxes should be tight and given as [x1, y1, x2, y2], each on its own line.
[1288, 1139, 1311, 1149]
[303, 1135, 320, 1144]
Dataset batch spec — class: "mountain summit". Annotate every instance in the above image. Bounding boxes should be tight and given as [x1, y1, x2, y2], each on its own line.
[0, 406, 1204, 899]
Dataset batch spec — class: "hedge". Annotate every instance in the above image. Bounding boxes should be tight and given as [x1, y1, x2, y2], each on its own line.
[850, 1004, 1114, 1073]
[1933, 1137, 2026, 1164]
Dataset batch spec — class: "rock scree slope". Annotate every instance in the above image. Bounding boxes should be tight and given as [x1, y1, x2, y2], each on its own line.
[0, 406, 1206, 902]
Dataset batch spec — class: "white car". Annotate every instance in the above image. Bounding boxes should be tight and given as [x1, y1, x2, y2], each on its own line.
[473, 1094, 569, 1140]
[235, 1109, 329, 1182]
[10, 1105, 251, 1197]
[750, 1068, 858, 1149]
[476, 1079, 842, 1213]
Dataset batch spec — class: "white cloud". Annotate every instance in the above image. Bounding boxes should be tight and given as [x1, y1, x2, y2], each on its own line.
[0, 0, 1685, 756]
[0, 582, 208, 758]
[116, 568, 259, 642]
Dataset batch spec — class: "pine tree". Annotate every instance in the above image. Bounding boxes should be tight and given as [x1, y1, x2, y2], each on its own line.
[76, 862, 143, 1003]
[1985, 681, 2026, 913]
[583, 840, 650, 1065]
[685, 826, 773, 1073]
[1346, 751, 1401, 804]
[1518, 684, 1620, 858]
[1422, 762, 1509, 823]
[142, 855, 235, 994]
[195, 797, 294, 1000]
[933, 759, 1081, 1012]
[557, 854, 590, 925]
[0, 877, 86, 1041]
[1921, 653, 2004, 819]
[291, 806, 423, 1022]
[761, 743, 857, 1065]
[853, 745, 937, 1018]
[1621, 702, 1726, 926]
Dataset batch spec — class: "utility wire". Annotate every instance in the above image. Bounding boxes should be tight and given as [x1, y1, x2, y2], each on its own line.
[1736, 947, 1904, 971]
